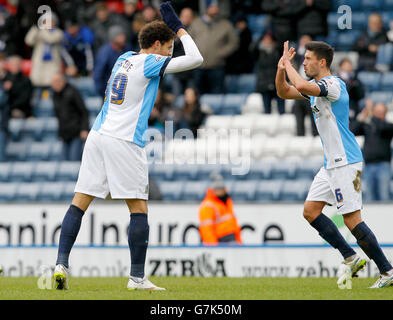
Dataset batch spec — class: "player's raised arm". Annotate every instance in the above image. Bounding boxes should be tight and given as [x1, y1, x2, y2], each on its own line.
[282, 41, 322, 97]
[160, 1, 203, 73]
[275, 47, 306, 100]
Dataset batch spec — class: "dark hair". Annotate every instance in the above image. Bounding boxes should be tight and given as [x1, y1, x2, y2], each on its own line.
[305, 41, 334, 69]
[138, 21, 176, 49]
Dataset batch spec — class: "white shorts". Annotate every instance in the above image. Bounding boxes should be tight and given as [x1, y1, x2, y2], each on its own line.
[306, 162, 363, 215]
[75, 130, 149, 200]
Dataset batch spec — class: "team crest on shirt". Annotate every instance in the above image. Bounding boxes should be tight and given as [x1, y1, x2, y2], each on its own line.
[155, 56, 163, 62]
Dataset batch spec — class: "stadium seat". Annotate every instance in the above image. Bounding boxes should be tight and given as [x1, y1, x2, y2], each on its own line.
[182, 181, 209, 201]
[38, 182, 64, 201]
[247, 159, 274, 180]
[231, 180, 258, 201]
[221, 94, 248, 115]
[250, 134, 266, 159]
[172, 163, 199, 181]
[284, 136, 313, 158]
[196, 164, 223, 181]
[296, 159, 323, 180]
[85, 96, 103, 115]
[380, 72, 393, 91]
[260, 136, 288, 158]
[8, 119, 25, 141]
[242, 93, 264, 114]
[351, 12, 367, 30]
[16, 182, 41, 202]
[255, 180, 283, 202]
[237, 74, 257, 94]
[276, 114, 297, 136]
[270, 159, 298, 180]
[35, 99, 54, 117]
[6, 142, 28, 161]
[9, 162, 35, 182]
[231, 114, 255, 131]
[158, 181, 184, 201]
[68, 77, 97, 97]
[368, 91, 393, 105]
[361, 0, 383, 11]
[336, 30, 361, 51]
[42, 118, 59, 138]
[332, 0, 361, 11]
[0, 182, 18, 201]
[27, 142, 52, 161]
[22, 118, 46, 141]
[357, 72, 382, 92]
[280, 180, 311, 202]
[252, 114, 280, 136]
[49, 141, 63, 161]
[200, 94, 224, 114]
[61, 182, 76, 201]
[33, 161, 59, 181]
[0, 162, 11, 182]
[204, 115, 233, 131]
[56, 162, 81, 181]
[149, 163, 174, 181]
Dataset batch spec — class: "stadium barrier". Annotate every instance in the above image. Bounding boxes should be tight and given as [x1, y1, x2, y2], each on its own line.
[1, 203, 392, 278]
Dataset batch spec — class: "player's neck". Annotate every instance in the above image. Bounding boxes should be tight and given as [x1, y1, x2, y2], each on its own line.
[314, 70, 332, 82]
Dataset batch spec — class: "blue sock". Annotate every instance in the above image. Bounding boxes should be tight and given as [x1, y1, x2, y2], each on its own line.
[129, 213, 149, 278]
[310, 213, 356, 259]
[56, 205, 85, 269]
[351, 222, 392, 274]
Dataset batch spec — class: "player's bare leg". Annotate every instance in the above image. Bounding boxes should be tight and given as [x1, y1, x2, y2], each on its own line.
[125, 199, 165, 290]
[343, 210, 393, 288]
[54, 192, 95, 289]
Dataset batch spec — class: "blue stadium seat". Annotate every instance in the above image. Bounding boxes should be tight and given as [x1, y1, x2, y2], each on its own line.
[296, 159, 323, 180]
[42, 118, 59, 138]
[196, 165, 223, 181]
[85, 96, 103, 115]
[35, 99, 54, 117]
[336, 30, 360, 51]
[149, 163, 174, 181]
[49, 141, 63, 161]
[231, 180, 258, 201]
[247, 14, 266, 41]
[255, 180, 283, 202]
[361, 0, 383, 11]
[27, 142, 52, 161]
[332, 0, 361, 11]
[16, 182, 41, 202]
[33, 161, 59, 181]
[383, 0, 393, 10]
[270, 160, 298, 180]
[247, 160, 273, 180]
[381, 12, 393, 29]
[9, 162, 35, 182]
[237, 74, 256, 94]
[61, 182, 76, 201]
[381, 72, 393, 91]
[22, 118, 46, 141]
[367, 91, 393, 104]
[8, 119, 25, 141]
[38, 182, 64, 201]
[0, 182, 18, 201]
[357, 72, 382, 92]
[56, 162, 81, 181]
[68, 77, 97, 97]
[351, 12, 367, 30]
[172, 163, 199, 181]
[0, 163, 11, 182]
[6, 142, 28, 161]
[280, 180, 311, 202]
[200, 94, 224, 114]
[182, 181, 209, 201]
[221, 94, 247, 115]
[158, 181, 184, 201]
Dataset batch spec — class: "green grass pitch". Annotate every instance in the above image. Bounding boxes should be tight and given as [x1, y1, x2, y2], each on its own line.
[0, 277, 392, 300]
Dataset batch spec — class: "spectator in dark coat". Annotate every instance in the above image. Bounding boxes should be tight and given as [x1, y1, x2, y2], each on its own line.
[296, 0, 331, 39]
[337, 58, 365, 120]
[3, 55, 33, 118]
[93, 25, 131, 98]
[0, 53, 8, 162]
[350, 101, 393, 202]
[353, 13, 389, 71]
[63, 18, 95, 77]
[253, 31, 285, 114]
[51, 72, 90, 161]
[225, 13, 254, 75]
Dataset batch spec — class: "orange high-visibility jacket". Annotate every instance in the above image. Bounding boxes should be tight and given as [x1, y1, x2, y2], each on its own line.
[198, 188, 242, 245]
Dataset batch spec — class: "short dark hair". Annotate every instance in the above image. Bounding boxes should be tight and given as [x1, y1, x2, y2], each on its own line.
[138, 21, 176, 49]
[305, 41, 334, 69]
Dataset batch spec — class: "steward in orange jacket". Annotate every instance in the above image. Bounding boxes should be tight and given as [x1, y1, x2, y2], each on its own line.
[198, 174, 242, 245]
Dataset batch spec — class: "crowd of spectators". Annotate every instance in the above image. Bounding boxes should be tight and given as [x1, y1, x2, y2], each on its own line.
[0, 0, 393, 201]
